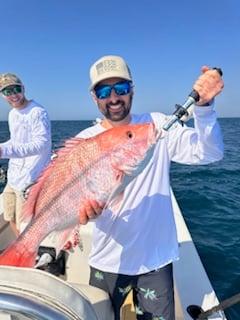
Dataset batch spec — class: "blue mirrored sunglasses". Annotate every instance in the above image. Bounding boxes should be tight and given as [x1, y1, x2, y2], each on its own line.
[94, 81, 132, 99]
[2, 85, 22, 96]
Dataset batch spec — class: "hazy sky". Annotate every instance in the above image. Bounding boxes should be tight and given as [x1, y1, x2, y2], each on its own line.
[0, 0, 239, 120]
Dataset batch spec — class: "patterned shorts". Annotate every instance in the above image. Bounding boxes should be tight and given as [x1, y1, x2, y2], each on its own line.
[89, 263, 175, 320]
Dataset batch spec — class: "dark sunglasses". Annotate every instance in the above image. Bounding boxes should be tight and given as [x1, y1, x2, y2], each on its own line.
[2, 85, 22, 96]
[94, 81, 132, 99]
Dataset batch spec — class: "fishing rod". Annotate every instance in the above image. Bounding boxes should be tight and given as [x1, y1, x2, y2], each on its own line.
[162, 67, 223, 131]
[187, 292, 240, 319]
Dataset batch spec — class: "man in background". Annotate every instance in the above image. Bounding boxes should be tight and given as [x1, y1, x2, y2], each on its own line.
[0, 73, 52, 236]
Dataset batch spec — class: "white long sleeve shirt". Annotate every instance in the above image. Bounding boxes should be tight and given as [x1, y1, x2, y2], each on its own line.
[0, 100, 52, 191]
[77, 105, 224, 275]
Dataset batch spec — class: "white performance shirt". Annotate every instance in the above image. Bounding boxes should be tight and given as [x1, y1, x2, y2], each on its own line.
[0, 100, 52, 191]
[77, 106, 223, 275]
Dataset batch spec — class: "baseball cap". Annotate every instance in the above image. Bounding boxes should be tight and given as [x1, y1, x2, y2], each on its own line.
[0, 73, 23, 91]
[89, 55, 132, 90]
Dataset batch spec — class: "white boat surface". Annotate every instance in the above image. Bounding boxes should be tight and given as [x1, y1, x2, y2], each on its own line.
[0, 190, 227, 320]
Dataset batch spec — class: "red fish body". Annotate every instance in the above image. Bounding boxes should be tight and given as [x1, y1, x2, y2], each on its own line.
[0, 123, 160, 267]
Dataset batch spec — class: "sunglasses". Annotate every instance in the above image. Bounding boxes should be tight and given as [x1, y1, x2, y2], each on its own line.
[94, 81, 132, 99]
[2, 85, 22, 96]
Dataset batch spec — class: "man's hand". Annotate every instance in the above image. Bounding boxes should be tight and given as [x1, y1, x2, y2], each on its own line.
[79, 199, 105, 225]
[193, 66, 224, 106]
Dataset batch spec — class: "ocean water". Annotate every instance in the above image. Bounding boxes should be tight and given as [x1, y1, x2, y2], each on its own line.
[170, 118, 240, 320]
[0, 118, 239, 319]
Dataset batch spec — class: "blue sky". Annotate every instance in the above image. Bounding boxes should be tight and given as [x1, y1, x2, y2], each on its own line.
[0, 0, 239, 120]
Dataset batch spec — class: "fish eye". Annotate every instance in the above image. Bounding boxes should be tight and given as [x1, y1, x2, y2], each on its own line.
[126, 131, 133, 139]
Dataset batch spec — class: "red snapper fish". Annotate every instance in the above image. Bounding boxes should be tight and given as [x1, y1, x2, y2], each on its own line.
[0, 123, 161, 267]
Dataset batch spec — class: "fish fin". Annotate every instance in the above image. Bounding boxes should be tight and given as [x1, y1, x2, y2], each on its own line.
[54, 136, 85, 150]
[51, 226, 79, 256]
[0, 243, 36, 267]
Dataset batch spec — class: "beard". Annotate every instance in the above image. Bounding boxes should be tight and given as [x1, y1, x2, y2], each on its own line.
[98, 94, 133, 122]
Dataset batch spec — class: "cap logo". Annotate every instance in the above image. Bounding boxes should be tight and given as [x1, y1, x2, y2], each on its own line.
[95, 59, 119, 76]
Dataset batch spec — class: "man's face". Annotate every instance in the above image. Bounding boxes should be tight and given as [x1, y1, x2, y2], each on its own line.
[92, 77, 134, 123]
[1, 85, 26, 109]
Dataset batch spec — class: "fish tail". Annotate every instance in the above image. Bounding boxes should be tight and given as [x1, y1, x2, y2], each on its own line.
[0, 243, 36, 267]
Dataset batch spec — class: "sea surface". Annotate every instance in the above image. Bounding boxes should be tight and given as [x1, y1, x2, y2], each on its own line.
[0, 118, 239, 320]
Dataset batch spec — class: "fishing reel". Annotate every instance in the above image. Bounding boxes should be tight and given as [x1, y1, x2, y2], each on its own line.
[173, 104, 191, 126]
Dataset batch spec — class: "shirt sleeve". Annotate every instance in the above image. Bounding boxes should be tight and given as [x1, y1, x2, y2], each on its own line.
[165, 103, 224, 164]
[0, 108, 51, 159]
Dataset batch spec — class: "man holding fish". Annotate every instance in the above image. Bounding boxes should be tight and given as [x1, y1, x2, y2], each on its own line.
[77, 55, 224, 320]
